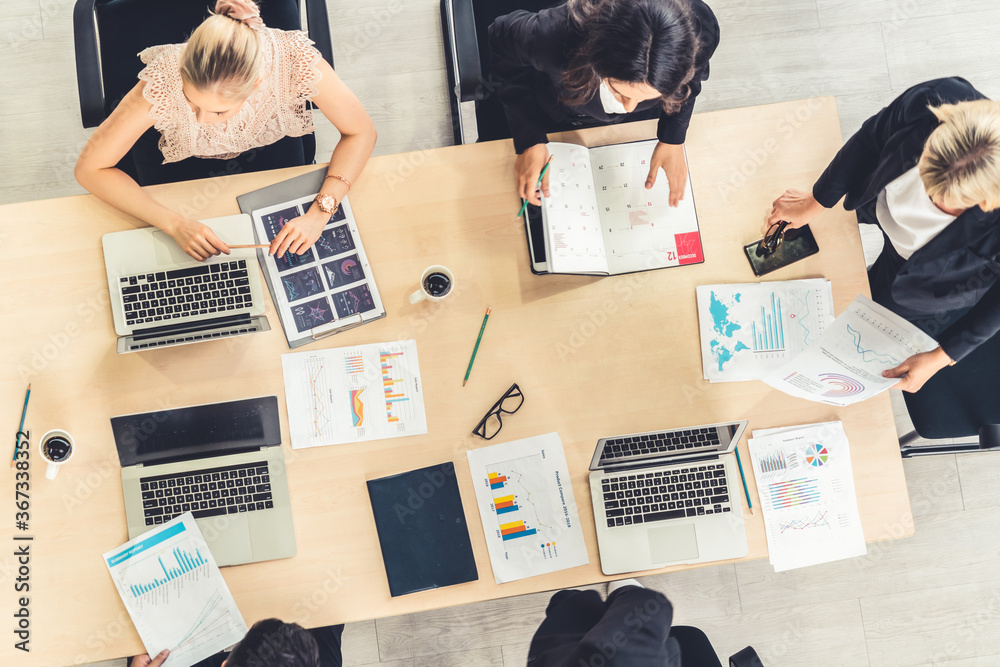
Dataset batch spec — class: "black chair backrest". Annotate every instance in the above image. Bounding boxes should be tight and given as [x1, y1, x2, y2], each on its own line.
[903, 332, 1000, 439]
[95, 0, 302, 117]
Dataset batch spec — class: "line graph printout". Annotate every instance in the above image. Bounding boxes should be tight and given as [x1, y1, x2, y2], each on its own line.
[764, 295, 939, 406]
[467, 433, 589, 583]
[748, 422, 865, 572]
[696, 279, 834, 382]
[281, 339, 427, 448]
[103, 514, 247, 667]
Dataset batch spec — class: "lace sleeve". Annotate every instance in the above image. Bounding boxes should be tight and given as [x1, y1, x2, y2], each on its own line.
[285, 30, 323, 101]
[136, 45, 186, 163]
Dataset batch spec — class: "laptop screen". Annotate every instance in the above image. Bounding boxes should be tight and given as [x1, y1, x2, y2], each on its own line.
[111, 396, 281, 468]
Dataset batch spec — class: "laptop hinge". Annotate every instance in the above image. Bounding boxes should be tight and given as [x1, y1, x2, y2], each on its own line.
[602, 451, 720, 474]
[131, 313, 252, 339]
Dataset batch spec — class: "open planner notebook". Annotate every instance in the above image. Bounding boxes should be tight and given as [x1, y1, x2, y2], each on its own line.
[525, 139, 704, 275]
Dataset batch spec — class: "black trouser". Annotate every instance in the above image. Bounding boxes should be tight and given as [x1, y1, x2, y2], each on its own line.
[527, 587, 722, 667]
[130, 128, 312, 186]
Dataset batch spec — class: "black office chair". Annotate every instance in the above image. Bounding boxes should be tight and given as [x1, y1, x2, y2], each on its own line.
[73, 0, 333, 181]
[898, 332, 1000, 457]
[440, 0, 556, 145]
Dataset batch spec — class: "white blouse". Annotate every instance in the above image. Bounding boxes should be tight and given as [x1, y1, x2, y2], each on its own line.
[875, 166, 956, 260]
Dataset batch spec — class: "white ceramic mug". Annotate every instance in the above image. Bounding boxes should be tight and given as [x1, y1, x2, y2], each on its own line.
[38, 429, 75, 480]
[408, 265, 455, 304]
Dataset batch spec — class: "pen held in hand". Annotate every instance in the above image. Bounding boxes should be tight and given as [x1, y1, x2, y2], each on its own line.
[516, 156, 554, 218]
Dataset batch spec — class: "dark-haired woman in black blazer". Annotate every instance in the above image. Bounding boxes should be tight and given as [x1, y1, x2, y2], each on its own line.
[767, 77, 1000, 392]
[489, 0, 719, 207]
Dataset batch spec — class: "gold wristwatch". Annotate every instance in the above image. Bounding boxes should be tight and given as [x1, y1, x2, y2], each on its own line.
[313, 193, 339, 214]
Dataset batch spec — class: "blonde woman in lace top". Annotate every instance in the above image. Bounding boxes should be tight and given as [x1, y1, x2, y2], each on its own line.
[75, 0, 376, 261]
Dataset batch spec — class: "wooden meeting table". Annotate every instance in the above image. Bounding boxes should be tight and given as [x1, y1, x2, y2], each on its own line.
[0, 98, 912, 665]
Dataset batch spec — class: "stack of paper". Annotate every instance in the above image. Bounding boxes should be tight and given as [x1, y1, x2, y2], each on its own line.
[748, 422, 866, 571]
[466, 433, 589, 583]
[103, 514, 247, 667]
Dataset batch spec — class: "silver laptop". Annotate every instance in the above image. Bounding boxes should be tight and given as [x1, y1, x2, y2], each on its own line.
[102, 214, 270, 354]
[112, 396, 296, 567]
[589, 420, 750, 575]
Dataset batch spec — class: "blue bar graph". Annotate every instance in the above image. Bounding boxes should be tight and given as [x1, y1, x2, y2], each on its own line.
[752, 293, 785, 352]
[127, 546, 207, 598]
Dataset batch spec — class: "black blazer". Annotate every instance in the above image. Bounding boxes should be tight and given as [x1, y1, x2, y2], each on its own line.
[527, 587, 682, 667]
[488, 1, 720, 154]
[813, 77, 1000, 362]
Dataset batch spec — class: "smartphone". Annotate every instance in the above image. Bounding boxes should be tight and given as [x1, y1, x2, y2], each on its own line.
[744, 225, 819, 277]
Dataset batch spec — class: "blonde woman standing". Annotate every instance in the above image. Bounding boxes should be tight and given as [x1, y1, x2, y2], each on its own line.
[767, 77, 1000, 392]
[76, 0, 376, 261]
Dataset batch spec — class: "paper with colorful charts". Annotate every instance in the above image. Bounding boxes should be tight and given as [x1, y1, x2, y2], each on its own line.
[539, 140, 703, 275]
[280, 339, 428, 448]
[748, 421, 866, 572]
[251, 195, 384, 347]
[763, 294, 939, 406]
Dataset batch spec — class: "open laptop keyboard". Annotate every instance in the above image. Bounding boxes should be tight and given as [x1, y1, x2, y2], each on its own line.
[139, 461, 273, 525]
[601, 463, 731, 528]
[599, 427, 721, 464]
[119, 260, 254, 327]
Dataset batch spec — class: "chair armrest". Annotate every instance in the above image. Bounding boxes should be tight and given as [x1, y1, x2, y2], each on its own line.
[441, 0, 483, 102]
[303, 0, 334, 68]
[730, 646, 764, 667]
[73, 0, 105, 128]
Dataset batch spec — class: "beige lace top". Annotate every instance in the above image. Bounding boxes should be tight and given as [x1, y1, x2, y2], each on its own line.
[138, 28, 322, 163]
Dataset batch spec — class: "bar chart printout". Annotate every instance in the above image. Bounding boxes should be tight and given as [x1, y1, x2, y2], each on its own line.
[468, 433, 589, 583]
[282, 339, 428, 448]
[748, 422, 865, 572]
[104, 514, 247, 667]
[696, 279, 834, 383]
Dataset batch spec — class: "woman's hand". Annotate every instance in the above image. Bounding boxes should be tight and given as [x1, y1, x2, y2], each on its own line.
[132, 649, 170, 667]
[882, 347, 953, 393]
[762, 189, 826, 235]
[515, 143, 551, 207]
[645, 142, 687, 207]
[270, 206, 329, 258]
[169, 219, 230, 261]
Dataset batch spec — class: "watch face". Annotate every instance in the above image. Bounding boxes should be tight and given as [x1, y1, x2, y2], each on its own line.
[318, 195, 337, 213]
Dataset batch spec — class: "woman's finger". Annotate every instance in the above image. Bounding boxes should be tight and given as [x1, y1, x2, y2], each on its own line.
[541, 167, 551, 198]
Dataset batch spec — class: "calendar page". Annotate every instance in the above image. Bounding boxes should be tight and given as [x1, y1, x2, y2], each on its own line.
[540, 143, 610, 274]
[589, 140, 703, 274]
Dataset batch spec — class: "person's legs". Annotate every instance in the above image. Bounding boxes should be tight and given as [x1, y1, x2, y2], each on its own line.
[670, 626, 723, 667]
[132, 133, 309, 186]
[310, 624, 345, 667]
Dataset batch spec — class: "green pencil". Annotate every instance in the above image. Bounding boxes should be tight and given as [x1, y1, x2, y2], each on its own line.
[463, 307, 493, 387]
[11, 383, 30, 469]
[515, 157, 553, 218]
[733, 445, 753, 513]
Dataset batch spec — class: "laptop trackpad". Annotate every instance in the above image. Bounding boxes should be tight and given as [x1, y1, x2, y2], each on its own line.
[648, 524, 699, 564]
[200, 515, 253, 567]
[152, 230, 194, 265]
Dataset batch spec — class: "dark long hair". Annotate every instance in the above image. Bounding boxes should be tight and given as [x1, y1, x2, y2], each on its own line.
[562, 0, 699, 112]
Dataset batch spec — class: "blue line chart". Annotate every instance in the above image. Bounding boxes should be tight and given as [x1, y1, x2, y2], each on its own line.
[846, 324, 899, 364]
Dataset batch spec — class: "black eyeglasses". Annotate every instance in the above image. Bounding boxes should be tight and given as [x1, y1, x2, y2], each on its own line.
[473, 384, 524, 439]
[758, 220, 791, 257]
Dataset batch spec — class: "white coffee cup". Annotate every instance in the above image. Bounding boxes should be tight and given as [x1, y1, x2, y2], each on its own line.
[39, 429, 75, 480]
[409, 265, 455, 304]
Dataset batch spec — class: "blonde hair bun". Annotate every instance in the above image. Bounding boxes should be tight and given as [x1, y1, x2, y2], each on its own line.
[215, 0, 264, 30]
[180, 0, 265, 100]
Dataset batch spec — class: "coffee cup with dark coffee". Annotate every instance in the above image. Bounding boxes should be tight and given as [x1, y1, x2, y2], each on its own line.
[39, 429, 75, 479]
[409, 265, 456, 304]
